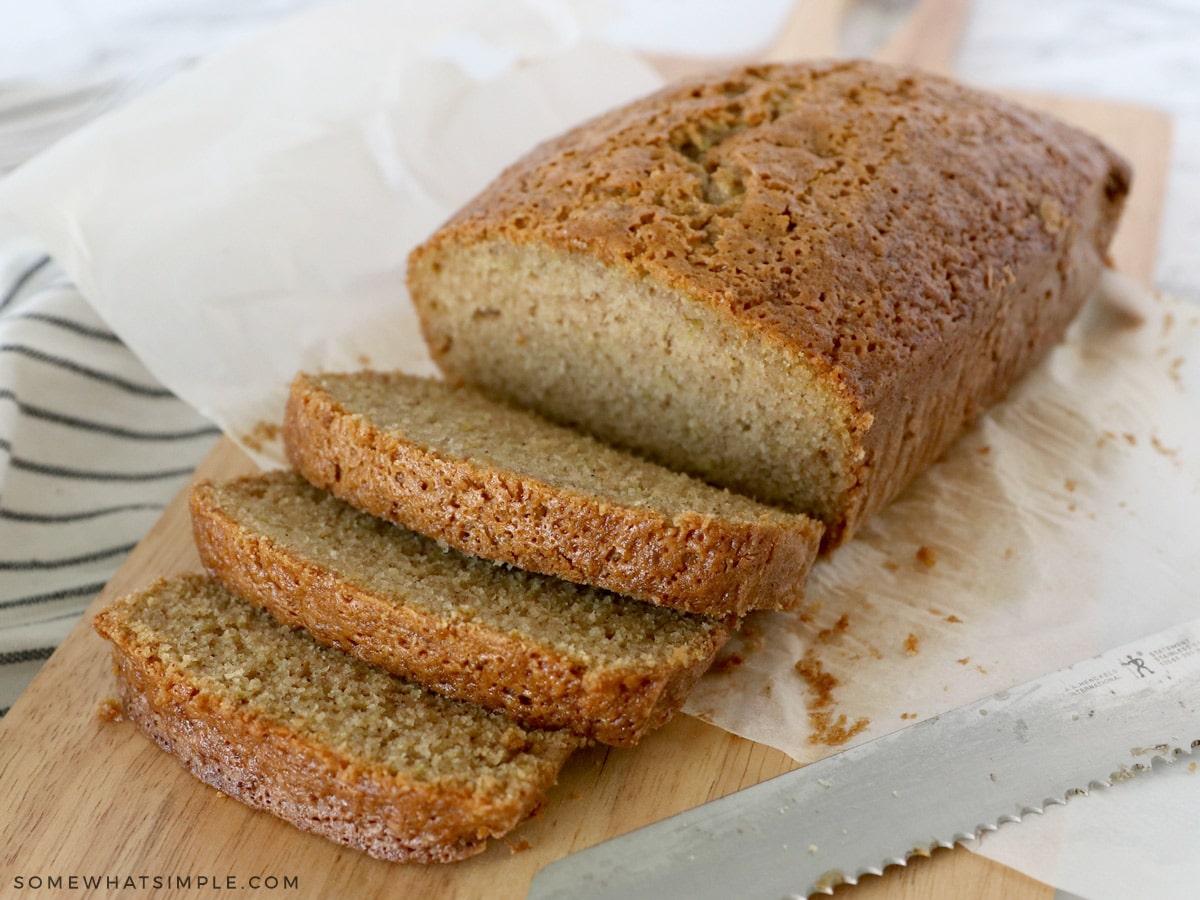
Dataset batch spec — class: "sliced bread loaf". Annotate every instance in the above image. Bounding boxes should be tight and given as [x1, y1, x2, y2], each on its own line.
[283, 371, 823, 618]
[92, 574, 580, 863]
[406, 59, 1130, 547]
[190, 471, 730, 747]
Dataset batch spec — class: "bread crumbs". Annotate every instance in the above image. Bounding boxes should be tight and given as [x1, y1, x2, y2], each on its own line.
[794, 651, 869, 747]
[1151, 434, 1178, 458]
[817, 614, 850, 644]
[96, 697, 123, 722]
[1169, 356, 1184, 385]
[241, 419, 281, 453]
[794, 604, 819, 626]
[504, 837, 533, 854]
[710, 651, 745, 674]
[739, 617, 765, 654]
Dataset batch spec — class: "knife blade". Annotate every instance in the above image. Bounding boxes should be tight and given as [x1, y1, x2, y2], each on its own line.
[528, 616, 1200, 899]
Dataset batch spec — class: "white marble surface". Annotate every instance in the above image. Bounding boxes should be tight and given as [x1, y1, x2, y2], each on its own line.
[953, 0, 1200, 305]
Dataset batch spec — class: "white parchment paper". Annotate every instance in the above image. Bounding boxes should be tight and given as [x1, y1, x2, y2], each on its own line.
[2, 1, 1198, 894]
[686, 273, 1200, 761]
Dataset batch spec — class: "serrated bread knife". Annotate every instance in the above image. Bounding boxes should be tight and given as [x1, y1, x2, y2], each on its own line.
[527, 616, 1200, 899]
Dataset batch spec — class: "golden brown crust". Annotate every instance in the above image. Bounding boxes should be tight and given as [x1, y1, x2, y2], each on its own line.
[189, 477, 729, 746]
[283, 372, 823, 617]
[107, 652, 489, 863]
[408, 59, 1130, 544]
[93, 584, 574, 864]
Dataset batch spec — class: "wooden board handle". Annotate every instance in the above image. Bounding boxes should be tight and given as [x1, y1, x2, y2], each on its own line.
[766, 0, 970, 73]
[762, 0, 852, 62]
[873, 0, 971, 74]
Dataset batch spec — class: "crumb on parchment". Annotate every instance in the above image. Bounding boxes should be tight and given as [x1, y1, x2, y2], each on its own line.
[817, 614, 850, 644]
[710, 651, 744, 674]
[794, 651, 869, 748]
[504, 837, 532, 854]
[241, 419, 281, 454]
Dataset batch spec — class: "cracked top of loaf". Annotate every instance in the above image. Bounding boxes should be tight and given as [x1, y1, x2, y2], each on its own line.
[408, 59, 1130, 544]
[413, 58, 1129, 410]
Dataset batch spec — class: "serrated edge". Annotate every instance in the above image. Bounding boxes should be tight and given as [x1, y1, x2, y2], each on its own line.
[794, 739, 1200, 898]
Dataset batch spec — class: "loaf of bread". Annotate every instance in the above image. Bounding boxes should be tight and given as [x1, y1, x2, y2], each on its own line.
[92, 574, 580, 862]
[190, 471, 730, 746]
[407, 59, 1130, 546]
[284, 371, 824, 617]
[94, 61, 1136, 868]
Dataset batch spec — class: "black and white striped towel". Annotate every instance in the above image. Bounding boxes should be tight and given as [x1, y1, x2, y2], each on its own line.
[0, 236, 219, 716]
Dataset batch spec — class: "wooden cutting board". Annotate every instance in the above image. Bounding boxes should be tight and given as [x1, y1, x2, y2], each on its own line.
[0, 5, 1172, 898]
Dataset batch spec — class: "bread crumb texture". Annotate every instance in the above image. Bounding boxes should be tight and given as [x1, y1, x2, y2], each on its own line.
[308, 371, 800, 524]
[92, 575, 579, 862]
[191, 471, 730, 745]
[197, 472, 726, 668]
[95, 575, 576, 779]
[284, 371, 822, 617]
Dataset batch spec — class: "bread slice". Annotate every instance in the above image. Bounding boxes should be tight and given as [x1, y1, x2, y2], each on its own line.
[283, 371, 824, 618]
[190, 471, 730, 746]
[406, 59, 1130, 547]
[92, 574, 580, 863]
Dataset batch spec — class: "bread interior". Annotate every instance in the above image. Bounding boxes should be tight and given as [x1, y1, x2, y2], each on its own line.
[410, 239, 856, 526]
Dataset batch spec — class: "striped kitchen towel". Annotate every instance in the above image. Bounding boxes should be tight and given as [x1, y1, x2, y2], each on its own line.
[0, 236, 219, 715]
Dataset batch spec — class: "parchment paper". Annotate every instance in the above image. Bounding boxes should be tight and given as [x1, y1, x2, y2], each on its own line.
[687, 273, 1200, 761]
[2, 1, 1197, 894]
